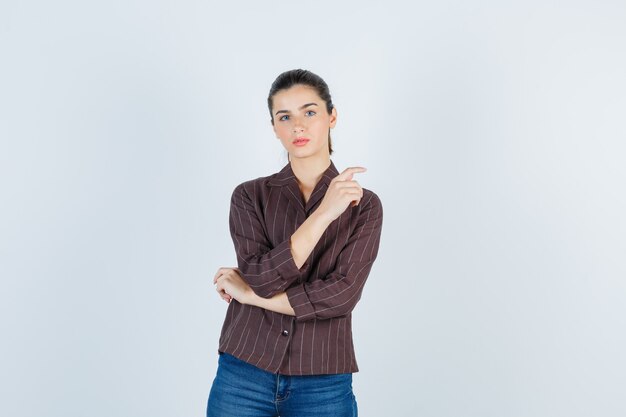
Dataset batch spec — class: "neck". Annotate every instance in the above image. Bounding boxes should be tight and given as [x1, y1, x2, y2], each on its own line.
[289, 156, 331, 189]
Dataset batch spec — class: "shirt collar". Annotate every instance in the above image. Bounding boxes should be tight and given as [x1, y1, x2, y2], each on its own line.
[267, 159, 340, 188]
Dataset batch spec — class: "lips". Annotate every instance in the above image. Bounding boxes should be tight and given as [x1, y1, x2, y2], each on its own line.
[293, 137, 310, 144]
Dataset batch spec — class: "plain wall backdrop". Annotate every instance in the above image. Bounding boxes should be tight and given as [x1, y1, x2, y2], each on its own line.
[1, 1, 625, 416]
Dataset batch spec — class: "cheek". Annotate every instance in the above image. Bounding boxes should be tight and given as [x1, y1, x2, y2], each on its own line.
[310, 118, 328, 130]
[275, 124, 289, 137]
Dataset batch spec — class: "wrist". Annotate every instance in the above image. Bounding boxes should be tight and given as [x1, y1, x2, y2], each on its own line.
[311, 208, 334, 227]
[243, 288, 260, 306]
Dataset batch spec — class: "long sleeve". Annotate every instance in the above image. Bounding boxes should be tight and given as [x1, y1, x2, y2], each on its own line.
[285, 192, 383, 322]
[229, 182, 305, 298]
[218, 160, 380, 375]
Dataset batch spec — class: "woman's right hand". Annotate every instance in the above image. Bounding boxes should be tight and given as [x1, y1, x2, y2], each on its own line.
[317, 166, 366, 223]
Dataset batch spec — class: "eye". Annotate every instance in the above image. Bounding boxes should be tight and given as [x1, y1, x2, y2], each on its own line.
[305, 110, 316, 117]
[279, 115, 289, 121]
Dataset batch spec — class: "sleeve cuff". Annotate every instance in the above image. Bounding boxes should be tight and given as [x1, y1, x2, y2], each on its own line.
[286, 284, 316, 322]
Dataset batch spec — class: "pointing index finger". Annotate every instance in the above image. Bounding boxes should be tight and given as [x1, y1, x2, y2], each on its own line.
[336, 166, 367, 181]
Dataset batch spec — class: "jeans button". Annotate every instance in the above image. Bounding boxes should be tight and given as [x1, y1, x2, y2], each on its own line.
[282, 330, 289, 336]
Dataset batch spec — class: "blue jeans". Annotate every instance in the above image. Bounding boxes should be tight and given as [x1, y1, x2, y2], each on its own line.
[207, 352, 358, 417]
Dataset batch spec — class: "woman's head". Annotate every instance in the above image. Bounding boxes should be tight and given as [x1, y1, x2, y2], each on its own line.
[267, 69, 337, 160]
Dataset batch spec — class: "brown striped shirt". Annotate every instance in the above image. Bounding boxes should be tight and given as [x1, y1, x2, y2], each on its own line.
[217, 159, 383, 375]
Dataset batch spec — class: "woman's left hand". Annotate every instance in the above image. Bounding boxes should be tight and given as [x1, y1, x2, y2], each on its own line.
[213, 267, 255, 305]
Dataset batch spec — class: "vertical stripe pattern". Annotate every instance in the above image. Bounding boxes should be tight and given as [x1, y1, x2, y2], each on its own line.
[217, 160, 383, 375]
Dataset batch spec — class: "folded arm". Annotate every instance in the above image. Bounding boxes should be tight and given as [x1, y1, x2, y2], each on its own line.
[229, 182, 333, 298]
[244, 192, 383, 320]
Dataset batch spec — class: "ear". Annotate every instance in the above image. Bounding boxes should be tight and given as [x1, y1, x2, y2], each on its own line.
[329, 106, 338, 128]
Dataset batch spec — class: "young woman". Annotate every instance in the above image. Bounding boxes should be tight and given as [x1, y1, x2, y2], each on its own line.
[207, 69, 383, 417]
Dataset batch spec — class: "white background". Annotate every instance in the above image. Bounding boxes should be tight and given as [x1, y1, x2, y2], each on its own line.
[1, 1, 625, 416]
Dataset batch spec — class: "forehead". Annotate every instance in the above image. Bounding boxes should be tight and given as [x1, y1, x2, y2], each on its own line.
[271, 85, 322, 108]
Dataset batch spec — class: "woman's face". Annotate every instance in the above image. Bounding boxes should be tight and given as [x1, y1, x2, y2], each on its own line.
[271, 84, 337, 161]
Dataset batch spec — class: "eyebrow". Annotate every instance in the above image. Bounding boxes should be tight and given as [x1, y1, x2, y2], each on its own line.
[274, 102, 318, 116]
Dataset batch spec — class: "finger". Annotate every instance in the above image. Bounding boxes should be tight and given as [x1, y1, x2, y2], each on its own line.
[214, 267, 236, 284]
[342, 189, 363, 201]
[215, 275, 229, 286]
[346, 190, 363, 207]
[216, 280, 229, 294]
[332, 180, 362, 189]
[330, 184, 363, 198]
[337, 167, 366, 182]
[335, 167, 367, 182]
[215, 284, 231, 302]
[214, 267, 227, 284]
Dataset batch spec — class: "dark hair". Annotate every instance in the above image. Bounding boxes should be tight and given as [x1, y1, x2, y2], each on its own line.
[267, 69, 335, 158]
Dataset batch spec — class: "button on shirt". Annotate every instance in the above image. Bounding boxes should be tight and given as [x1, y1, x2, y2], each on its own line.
[217, 160, 383, 375]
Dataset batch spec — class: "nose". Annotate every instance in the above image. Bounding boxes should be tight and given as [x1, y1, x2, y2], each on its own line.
[292, 116, 305, 133]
